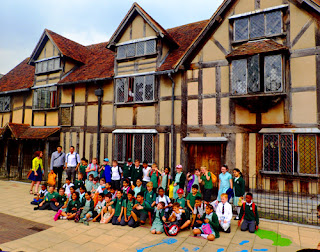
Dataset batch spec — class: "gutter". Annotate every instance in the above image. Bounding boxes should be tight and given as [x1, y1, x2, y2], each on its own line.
[0, 88, 31, 95]
[58, 77, 113, 86]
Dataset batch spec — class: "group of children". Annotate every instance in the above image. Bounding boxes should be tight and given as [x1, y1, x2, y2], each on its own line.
[30, 160, 259, 241]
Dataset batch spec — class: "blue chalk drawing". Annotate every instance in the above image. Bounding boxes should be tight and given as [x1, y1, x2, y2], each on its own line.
[217, 249, 225, 252]
[239, 240, 250, 245]
[253, 249, 268, 251]
[192, 247, 200, 251]
[182, 247, 189, 252]
[136, 238, 177, 252]
[236, 250, 249, 252]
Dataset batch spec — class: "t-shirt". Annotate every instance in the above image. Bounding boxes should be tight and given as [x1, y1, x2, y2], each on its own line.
[39, 189, 48, 198]
[156, 195, 171, 212]
[144, 190, 156, 205]
[176, 197, 186, 208]
[133, 186, 145, 197]
[150, 170, 161, 188]
[63, 183, 74, 196]
[138, 201, 152, 214]
[186, 192, 202, 209]
[219, 172, 232, 189]
[122, 198, 136, 216]
[79, 164, 87, 177]
[58, 194, 68, 205]
[45, 191, 59, 202]
[171, 209, 184, 220]
[94, 200, 106, 213]
[142, 167, 152, 182]
[111, 166, 123, 180]
[79, 192, 86, 202]
[112, 197, 123, 216]
[201, 172, 213, 189]
[194, 202, 206, 217]
[74, 179, 84, 190]
[66, 200, 81, 213]
[161, 173, 171, 190]
[85, 180, 93, 192]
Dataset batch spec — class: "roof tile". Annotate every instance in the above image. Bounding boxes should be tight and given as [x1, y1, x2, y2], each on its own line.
[1, 123, 59, 139]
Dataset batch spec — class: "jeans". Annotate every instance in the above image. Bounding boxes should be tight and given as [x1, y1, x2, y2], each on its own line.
[53, 166, 64, 189]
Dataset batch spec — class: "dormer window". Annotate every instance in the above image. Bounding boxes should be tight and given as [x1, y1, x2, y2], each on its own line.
[230, 5, 286, 43]
[116, 38, 156, 60]
[35, 57, 61, 74]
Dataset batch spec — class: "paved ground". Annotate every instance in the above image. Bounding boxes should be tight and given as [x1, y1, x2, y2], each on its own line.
[0, 180, 319, 252]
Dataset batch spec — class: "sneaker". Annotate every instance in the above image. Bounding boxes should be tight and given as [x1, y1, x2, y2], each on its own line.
[83, 220, 89, 226]
[54, 210, 62, 221]
[132, 221, 140, 228]
[34, 207, 39, 210]
[60, 216, 67, 220]
[79, 219, 84, 223]
[226, 227, 231, 233]
[234, 216, 239, 220]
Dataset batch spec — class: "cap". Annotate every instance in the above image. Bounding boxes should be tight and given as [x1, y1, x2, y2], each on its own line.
[177, 188, 184, 194]
[176, 164, 183, 169]
[104, 158, 109, 162]
[128, 158, 132, 162]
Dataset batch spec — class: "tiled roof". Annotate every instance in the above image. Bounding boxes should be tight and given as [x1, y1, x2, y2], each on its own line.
[59, 42, 114, 84]
[310, 0, 320, 6]
[226, 40, 289, 60]
[1, 123, 60, 139]
[46, 29, 89, 64]
[158, 20, 208, 71]
[0, 58, 34, 92]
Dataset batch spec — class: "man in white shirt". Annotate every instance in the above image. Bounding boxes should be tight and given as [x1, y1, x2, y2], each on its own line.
[65, 146, 80, 183]
[216, 193, 232, 233]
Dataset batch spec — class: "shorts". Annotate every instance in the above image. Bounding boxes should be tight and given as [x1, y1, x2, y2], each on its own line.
[132, 209, 148, 222]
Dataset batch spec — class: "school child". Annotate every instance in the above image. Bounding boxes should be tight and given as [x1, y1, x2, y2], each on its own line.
[52, 188, 68, 212]
[176, 188, 186, 209]
[191, 197, 206, 228]
[67, 186, 75, 201]
[233, 168, 245, 220]
[198, 166, 215, 203]
[144, 182, 157, 208]
[133, 178, 146, 197]
[111, 160, 122, 190]
[99, 158, 112, 183]
[121, 178, 131, 197]
[47, 170, 56, 187]
[86, 158, 99, 178]
[149, 163, 161, 193]
[131, 192, 153, 227]
[173, 165, 186, 200]
[187, 169, 200, 193]
[92, 193, 106, 222]
[150, 202, 166, 234]
[216, 193, 232, 233]
[161, 167, 171, 196]
[131, 159, 143, 186]
[186, 184, 202, 216]
[103, 182, 111, 195]
[79, 157, 88, 180]
[79, 185, 87, 205]
[96, 178, 106, 194]
[109, 187, 117, 200]
[60, 192, 81, 220]
[120, 190, 136, 227]
[217, 164, 233, 202]
[62, 177, 74, 197]
[91, 177, 100, 194]
[168, 202, 191, 230]
[35, 185, 59, 210]
[142, 160, 152, 188]
[155, 187, 172, 219]
[85, 174, 94, 192]
[100, 193, 114, 224]
[74, 172, 85, 193]
[238, 193, 259, 233]
[122, 158, 133, 183]
[193, 204, 219, 241]
[30, 184, 48, 205]
[112, 190, 124, 225]
[79, 192, 95, 225]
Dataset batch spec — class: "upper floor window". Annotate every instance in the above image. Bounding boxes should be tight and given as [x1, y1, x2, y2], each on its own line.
[116, 75, 154, 103]
[232, 9, 283, 42]
[33, 86, 57, 110]
[0, 96, 10, 112]
[35, 57, 61, 74]
[231, 54, 283, 95]
[117, 39, 156, 60]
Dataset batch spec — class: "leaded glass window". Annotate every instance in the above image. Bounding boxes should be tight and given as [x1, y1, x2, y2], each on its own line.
[248, 55, 260, 93]
[265, 55, 282, 92]
[127, 44, 135, 57]
[115, 134, 125, 161]
[0, 96, 11, 112]
[231, 59, 247, 94]
[145, 75, 154, 101]
[33, 86, 57, 109]
[266, 11, 282, 36]
[117, 46, 126, 59]
[264, 134, 279, 172]
[116, 78, 126, 103]
[116, 39, 156, 59]
[280, 135, 294, 173]
[35, 57, 60, 74]
[146, 40, 156, 54]
[135, 76, 144, 102]
[299, 135, 317, 174]
[134, 134, 143, 162]
[234, 18, 249, 41]
[250, 14, 265, 39]
[136, 42, 145, 56]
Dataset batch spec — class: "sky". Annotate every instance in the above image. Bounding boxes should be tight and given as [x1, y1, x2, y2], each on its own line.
[0, 0, 223, 75]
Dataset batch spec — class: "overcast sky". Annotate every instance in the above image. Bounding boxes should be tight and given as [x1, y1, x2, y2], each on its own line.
[0, 0, 223, 74]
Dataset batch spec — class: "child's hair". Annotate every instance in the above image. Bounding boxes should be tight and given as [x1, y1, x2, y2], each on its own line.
[200, 166, 207, 171]
[112, 160, 118, 165]
[99, 193, 104, 198]
[92, 157, 98, 162]
[172, 202, 180, 208]
[221, 193, 228, 199]
[100, 178, 106, 183]
[143, 160, 148, 164]
[233, 168, 242, 176]
[158, 202, 165, 208]
[41, 183, 47, 188]
[81, 157, 88, 162]
[135, 159, 140, 163]
[88, 174, 94, 179]
[195, 196, 202, 202]
[128, 190, 135, 196]
[66, 177, 71, 181]
[93, 177, 99, 182]
[59, 187, 65, 191]
[152, 163, 157, 168]
[80, 185, 87, 191]
[86, 191, 91, 196]
[164, 167, 171, 172]
[73, 192, 79, 200]
[158, 187, 164, 191]
[206, 204, 214, 211]
[192, 184, 199, 190]
[123, 178, 130, 185]
[70, 186, 75, 190]
[78, 172, 83, 177]
[49, 185, 55, 189]
[106, 182, 111, 187]
[222, 164, 229, 170]
[246, 192, 253, 198]
[146, 182, 153, 188]
[105, 193, 112, 198]
[137, 192, 144, 198]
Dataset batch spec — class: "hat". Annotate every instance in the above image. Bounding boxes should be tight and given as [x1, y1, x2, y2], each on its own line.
[176, 164, 183, 169]
[104, 158, 109, 162]
[101, 185, 106, 189]
[177, 188, 184, 194]
[128, 158, 132, 162]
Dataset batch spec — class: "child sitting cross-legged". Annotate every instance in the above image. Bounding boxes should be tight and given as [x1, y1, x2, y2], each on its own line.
[85, 174, 94, 192]
[112, 190, 124, 225]
[191, 196, 206, 228]
[216, 193, 232, 233]
[150, 202, 166, 234]
[168, 202, 191, 230]
[131, 192, 153, 228]
[52, 188, 68, 212]
[193, 204, 219, 241]
[79, 185, 87, 205]
[238, 192, 259, 233]
[79, 191, 94, 225]
[92, 193, 106, 222]
[100, 193, 114, 224]
[35, 185, 59, 210]
[120, 190, 136, 227]
[63, 177, 74, 198]
[59, 192, 81, 220]
[30, 184, 48, 205]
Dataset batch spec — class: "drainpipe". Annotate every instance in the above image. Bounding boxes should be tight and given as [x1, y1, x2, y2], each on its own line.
[95, 82, 104, 164]
[168, 73, 175, 176]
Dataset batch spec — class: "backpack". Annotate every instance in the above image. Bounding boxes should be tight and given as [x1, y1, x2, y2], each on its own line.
[66, 152, 79, 164]
[163, 222, 180, 236]
[150, 170, 160, 186]
[209, 172, 217, 184]
[240, 202, 256, 224]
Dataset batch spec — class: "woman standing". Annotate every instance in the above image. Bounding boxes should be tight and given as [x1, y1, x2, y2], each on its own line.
[217, 164, 233, 201]
[173, 165, 186, 200]
[29, 151, 44, 194]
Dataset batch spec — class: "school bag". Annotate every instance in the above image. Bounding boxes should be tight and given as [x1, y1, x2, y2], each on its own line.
[163, 222, 179, 236]
[150, 170, 160, 187]
[239, 202, 256, 225]
[210, 172, 217, 184]
[201, 223, 213, 235]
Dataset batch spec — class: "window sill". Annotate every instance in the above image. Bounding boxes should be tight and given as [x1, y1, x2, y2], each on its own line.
[230, 92, 286, 98]
[260, 171, 319, 178]
[115, 100, 157, 107]
[231, 33, 287, 46]
[116, 53, 157, 62]
[32, 107, 59, 112]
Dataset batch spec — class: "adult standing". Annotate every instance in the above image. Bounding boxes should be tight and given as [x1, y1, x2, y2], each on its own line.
[29, 151, 44, 194]
[65, 146, 80, 183]
[50, 146, 65, 190]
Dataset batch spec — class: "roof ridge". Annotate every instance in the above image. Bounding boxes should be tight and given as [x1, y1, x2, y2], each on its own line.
[166, 19, 209, 31]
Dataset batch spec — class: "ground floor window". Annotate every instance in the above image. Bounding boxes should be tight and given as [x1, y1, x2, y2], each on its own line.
[263, 134, 318, 175]
[114, 133, 154, 164]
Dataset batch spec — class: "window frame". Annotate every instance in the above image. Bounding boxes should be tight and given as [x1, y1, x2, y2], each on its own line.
[35, 57, 61, 75]
[0, 96, 11, 112]
[32, 86, 58, 110]
[116, 39, 157, 60]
